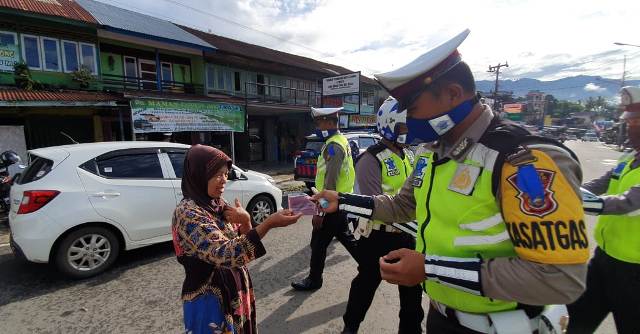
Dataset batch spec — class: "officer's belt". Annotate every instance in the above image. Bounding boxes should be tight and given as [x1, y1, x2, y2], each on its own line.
[370, 223, 401, 233]
[430, 300, 542, 334]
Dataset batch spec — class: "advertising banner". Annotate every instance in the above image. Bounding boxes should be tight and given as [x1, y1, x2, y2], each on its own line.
[131, 99, 245, 133]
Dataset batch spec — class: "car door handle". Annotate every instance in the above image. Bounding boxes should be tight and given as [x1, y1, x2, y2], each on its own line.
[91, 192, 121, 198]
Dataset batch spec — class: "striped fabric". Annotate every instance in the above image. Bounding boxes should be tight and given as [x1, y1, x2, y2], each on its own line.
[424, 254, 483, 296]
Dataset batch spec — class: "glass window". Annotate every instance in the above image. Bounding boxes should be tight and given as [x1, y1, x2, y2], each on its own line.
[234, 71, 241, 91]
[224, 70, 232, 91]
[18, 156, 53, 184]
[79, 43, 96, 74]
[161, 62, 172, 82]
[206, 64, 215, 90]
[358, 137, 377, 149]
[0, 31, 16, 46]
[41, 37, 60, 71]
[216, 67, 224, 90]
[61, 40, 79, 72]
[97, 154, 163, 178]
[168, 152, 185, 178]
[124, 56, 137, 80]
[21, 35, 41, 69]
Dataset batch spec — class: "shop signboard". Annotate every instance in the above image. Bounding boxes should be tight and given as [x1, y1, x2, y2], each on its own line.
[0, 42, 19, 72]
[349, 114, 376, 127]
[130, 99, 245, 134]
[322, 72, 360, 96]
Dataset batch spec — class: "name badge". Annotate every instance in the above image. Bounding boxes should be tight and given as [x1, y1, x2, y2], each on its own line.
[448, 164, 481, 195]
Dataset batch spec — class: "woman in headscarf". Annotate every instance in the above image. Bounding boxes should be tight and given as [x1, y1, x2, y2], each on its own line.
[172, 144, 302, 334]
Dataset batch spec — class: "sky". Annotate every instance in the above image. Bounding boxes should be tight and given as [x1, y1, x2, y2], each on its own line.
[95, 0, 640, 84]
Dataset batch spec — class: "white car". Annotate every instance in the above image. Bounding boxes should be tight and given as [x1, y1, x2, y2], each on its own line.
[8, 142, 282, 278]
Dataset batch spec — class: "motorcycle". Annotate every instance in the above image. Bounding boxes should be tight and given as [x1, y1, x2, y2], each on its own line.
[0, 150, 25, 214]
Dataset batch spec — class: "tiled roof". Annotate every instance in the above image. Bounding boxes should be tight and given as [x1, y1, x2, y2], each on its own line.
[0, 0, 97, 24]
[0, 89, 124, 102]
[76, 0, 213, 50]
[181, 26, 377, 85]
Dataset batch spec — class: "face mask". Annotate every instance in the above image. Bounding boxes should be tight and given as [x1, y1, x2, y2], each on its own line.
[405, 96, 479, 144]
[315, 129, 338, 139]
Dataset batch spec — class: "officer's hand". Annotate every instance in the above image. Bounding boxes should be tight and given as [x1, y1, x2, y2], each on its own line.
[311, 190, 339, 213]
[379, 248, 425, 286]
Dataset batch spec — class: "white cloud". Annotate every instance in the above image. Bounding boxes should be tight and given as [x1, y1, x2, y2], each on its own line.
[96, 0, 640, 81]
[584, 83, 606, 92]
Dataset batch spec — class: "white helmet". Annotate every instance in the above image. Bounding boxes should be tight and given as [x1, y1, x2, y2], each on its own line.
[376, 96, 408, 144]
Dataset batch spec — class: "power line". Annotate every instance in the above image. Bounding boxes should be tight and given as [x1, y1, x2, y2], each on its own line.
[155, 0, 382, 73]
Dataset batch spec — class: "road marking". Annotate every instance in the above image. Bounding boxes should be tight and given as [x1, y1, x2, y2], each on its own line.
[602, 159, 618, 166]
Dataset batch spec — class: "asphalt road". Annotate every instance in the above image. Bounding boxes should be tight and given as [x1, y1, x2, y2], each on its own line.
[0, 141, 623, 333]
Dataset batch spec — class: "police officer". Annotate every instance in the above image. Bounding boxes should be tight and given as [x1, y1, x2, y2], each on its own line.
[313, 29, 588, 333]
[291, 107, 359, 291]
[342, 97, 424, 334]
[568, 86, 640, 334]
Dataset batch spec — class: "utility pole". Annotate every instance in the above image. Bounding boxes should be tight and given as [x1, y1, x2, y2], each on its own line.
[621, 55, 627, 88]
[487, 62, 509, 109]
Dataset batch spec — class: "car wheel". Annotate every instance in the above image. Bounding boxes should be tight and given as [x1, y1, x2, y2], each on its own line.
[247, 195, 275, 226]
[54, 226, 120, 279]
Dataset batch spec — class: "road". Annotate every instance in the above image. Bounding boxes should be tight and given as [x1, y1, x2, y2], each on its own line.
[0, 141, 623, 333]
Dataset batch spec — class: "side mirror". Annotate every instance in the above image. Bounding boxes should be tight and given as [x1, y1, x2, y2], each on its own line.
[229, 169, 242, 180]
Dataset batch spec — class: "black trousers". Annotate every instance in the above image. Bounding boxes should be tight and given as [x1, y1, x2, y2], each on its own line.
[425, 307, 485, 334]
[343, 229, 424, 333]
[308, 211, 359, 281]
[567, 247, 640, 334]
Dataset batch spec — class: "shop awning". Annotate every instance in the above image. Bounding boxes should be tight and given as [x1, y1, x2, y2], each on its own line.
[0, 89, 125, 107]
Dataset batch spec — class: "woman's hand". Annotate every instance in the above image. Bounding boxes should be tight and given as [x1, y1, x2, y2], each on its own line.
[264, 209, 303, 228]
[224, 199, 252, 234]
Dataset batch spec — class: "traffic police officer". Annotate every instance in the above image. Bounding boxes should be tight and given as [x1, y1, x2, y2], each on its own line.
[569, 86, 640, 334]
[342, 97, 424, 334]
[292, 107, 359, 291]
[314, 29, 588, 333]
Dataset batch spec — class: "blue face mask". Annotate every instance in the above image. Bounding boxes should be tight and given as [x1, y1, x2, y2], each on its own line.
[405, 97, 478, 144]
[315, 129, 338, 139]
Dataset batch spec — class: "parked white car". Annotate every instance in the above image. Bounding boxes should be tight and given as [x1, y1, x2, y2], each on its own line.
[9, 142, 282, 278]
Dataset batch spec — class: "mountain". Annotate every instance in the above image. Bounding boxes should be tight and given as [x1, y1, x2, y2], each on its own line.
[476, 75, 640, 102]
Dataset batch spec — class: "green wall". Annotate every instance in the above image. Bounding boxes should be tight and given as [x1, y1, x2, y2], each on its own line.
[100, 52, 123, 76]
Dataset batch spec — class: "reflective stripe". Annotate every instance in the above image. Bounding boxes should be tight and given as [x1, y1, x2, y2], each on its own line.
[339, 204, 373, 217]
[425, 254, 481, 263]
[428, 277, 483, 296]
[466, 143, 499, 171]
[454, 231, 510, 246]
[627, 208, 640, 217]
[459, 213, 503, 231]
[425, 264, 479, 282]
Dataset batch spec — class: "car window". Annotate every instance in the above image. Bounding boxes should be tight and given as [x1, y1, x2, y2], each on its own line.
[358, 137, 376, 149]
[96, 153, 163, 179]
[168, 152, 185, 178]
[18, 156, 53, 184]
[305, 141, 324, 152]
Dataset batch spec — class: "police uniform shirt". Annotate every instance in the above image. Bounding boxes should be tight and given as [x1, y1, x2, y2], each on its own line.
[370, 105, 588, 305]
[322, 141, 346, 191]
[583, 153, 640, 214]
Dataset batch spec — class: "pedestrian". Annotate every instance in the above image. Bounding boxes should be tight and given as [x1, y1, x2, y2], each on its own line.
[342, 97, 424, 334]
[568, 86, 640, 334]
[291, 107, 359, 291]
[313, 29, 588, 333]
[172, 144, 302, 334]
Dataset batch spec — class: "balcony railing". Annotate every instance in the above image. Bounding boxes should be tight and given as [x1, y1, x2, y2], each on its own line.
[101, 74, 204, 95]
[243, 82, 321, 107]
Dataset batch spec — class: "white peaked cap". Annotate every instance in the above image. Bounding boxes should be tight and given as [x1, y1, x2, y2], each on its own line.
[311, 107, 343, 118]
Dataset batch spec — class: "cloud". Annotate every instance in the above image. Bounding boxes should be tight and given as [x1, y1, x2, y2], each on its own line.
[584, 83, 606, 92]
[95, 0, 640, 80]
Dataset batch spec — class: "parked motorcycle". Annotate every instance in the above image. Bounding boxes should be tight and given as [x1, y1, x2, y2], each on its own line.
[0, 150, 25, 214]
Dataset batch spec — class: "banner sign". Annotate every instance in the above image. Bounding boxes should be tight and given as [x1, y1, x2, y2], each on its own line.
[131, 99, 245, 133]
[0, 43, 19, 72]
[349, 115, 376, 127]
[322, 72, 360, 96]
[503, 103, 524, 113]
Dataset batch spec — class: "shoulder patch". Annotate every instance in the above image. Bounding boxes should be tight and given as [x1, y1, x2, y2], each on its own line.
[501, 149, 589, 265]
[412, 156, 430, 187]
